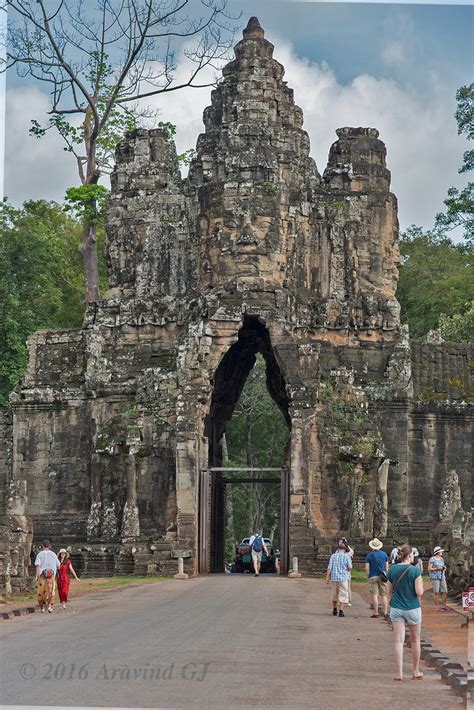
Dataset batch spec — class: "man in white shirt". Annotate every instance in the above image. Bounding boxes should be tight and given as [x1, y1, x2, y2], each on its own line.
[390, 545, 400, 565]
[35, 540, 60, 613]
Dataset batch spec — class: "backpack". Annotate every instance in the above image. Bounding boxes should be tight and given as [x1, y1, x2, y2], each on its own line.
[251, 535, 263, 553]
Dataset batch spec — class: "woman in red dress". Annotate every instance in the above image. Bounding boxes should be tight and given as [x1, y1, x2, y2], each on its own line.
[57, 549, 79, 609]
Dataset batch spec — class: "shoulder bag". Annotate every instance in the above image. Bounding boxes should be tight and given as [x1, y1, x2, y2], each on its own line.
[371, 552, 388, 583]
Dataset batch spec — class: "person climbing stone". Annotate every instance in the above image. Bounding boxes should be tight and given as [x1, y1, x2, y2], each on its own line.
[249, 529, 268, 577]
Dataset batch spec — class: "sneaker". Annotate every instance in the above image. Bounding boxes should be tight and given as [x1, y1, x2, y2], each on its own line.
[333, 609, 338, 616]
[442, 606, 451, 612]
[347, 603, 352, 607]
[338, 610, 345, 617]
[254, 573, 259, 577]
[47, 607, 53, 613]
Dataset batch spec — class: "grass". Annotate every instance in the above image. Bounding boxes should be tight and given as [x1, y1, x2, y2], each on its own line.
[1, 576, 168, 605]
[3, 591, 37, 604]
[350, 569, 369, 583]
[351, 570, 431, 584]
[80, 576, 168, 589]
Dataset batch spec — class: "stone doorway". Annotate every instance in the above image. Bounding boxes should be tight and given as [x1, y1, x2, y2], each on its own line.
[198, 467, 289, 575]
[200, 317, 291, 574]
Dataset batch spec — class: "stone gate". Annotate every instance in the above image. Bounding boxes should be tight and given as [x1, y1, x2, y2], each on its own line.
[0, 18, 472, 585]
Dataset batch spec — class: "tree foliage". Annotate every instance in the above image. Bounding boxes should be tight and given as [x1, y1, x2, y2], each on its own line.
[397, 226, 474, 339]
[5, 0, 237, 300]
[435, 83, 474, 243]
[0, 199, 106, 407]
[439, 301, 474, 342]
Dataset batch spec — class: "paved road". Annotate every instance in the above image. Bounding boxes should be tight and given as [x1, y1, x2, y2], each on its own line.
[0, 576, 460, 709]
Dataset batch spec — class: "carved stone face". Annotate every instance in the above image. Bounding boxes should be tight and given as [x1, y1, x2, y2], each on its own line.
[199, 213, 279, 284]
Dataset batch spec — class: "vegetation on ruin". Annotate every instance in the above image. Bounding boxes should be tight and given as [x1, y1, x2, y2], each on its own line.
[0, 200, 106, 407]
[397, 226, 473, 340]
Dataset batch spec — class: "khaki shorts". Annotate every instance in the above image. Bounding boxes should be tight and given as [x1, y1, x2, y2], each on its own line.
[369, 575, 388, 597]
[332, 581, 349, 604]
[251, 550, 262, 563]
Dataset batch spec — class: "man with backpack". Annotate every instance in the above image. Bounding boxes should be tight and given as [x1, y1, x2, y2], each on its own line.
[249, 529, 268, 577]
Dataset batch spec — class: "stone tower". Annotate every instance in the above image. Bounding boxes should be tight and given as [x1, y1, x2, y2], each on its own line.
[1, 18, 472, 580]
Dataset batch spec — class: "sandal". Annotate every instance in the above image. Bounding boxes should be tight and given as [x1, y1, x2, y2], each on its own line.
[370, 614, 380, 618]
[393, 677, 403, 682]
[412, 673, 423, 680]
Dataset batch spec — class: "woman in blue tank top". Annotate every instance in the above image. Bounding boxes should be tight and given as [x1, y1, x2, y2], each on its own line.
[387, 543, 424, 681]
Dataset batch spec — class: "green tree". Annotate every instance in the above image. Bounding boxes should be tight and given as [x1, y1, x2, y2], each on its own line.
[0, 199, 105, 406]
[435, 83, 474, 243]
[6, 0, 236, 301]
[397, 226, 474, 339]
[439, 301, 474, 342]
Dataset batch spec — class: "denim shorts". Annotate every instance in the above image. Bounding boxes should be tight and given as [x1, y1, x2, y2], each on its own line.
[390, 607, 422, 625]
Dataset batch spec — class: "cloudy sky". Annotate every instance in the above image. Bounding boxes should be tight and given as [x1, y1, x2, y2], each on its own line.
[3, 1, 473, 235]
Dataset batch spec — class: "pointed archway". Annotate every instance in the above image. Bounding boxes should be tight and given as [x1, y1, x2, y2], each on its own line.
[200, 317, 291, 573]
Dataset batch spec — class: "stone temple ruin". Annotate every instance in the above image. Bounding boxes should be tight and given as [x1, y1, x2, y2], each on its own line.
[0, 18, 472, 591]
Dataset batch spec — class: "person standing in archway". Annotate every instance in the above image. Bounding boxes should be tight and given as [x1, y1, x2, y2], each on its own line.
[249, 529, 268, 577]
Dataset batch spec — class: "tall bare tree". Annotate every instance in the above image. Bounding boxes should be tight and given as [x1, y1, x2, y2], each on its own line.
[4, 0, 237, 301]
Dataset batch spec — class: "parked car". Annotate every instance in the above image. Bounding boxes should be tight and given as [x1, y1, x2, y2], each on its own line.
[231, 537, 277, 573]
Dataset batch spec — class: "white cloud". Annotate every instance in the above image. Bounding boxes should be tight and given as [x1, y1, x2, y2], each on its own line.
[4, 41, 468, 235]
[5, 85, 77, 204]
[271, 42, 467, 233]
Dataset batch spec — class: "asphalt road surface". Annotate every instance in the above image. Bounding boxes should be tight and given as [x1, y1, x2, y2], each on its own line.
[0, 576, 461, 709]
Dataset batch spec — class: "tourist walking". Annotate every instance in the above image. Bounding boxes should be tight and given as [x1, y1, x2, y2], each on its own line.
[341, 537, 354, 606]
[365, 538, 389, 619]
[325, 541, 352, 617]
[390, 544, 401, 565]
[412, 546, 424, 573]
[387, 543, 424, 681]
[428, 546, 449, 612]
[56, 549, 79, 609]
[34, 540, 60, 613]
[249, 529, 268, 577]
